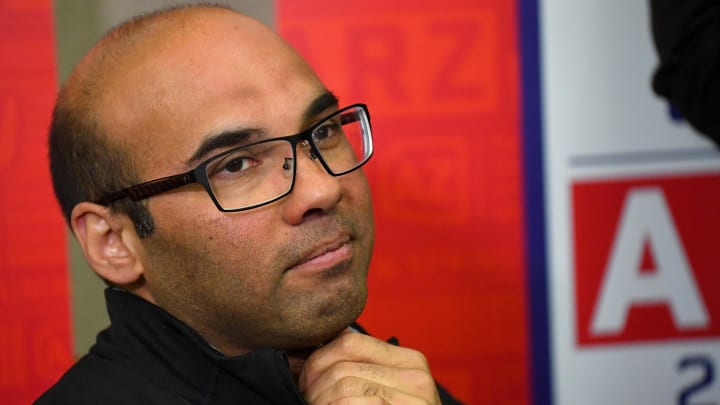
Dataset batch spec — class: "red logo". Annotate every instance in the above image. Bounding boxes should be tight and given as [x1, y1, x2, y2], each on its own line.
[573, 173, 720, 346]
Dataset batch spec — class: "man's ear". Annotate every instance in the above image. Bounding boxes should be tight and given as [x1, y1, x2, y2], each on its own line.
[70, 202, 145, 287]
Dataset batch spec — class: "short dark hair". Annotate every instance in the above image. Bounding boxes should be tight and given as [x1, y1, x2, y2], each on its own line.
[48, 99, 156, 237]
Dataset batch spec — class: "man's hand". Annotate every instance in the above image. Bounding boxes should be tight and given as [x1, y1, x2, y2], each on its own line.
[299, 329, 442, 405]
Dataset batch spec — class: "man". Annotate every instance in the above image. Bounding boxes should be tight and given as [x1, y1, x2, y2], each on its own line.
[38, 4, 460, 404]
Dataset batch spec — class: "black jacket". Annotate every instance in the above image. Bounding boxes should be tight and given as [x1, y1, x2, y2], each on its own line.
[35, 288, 462, 404]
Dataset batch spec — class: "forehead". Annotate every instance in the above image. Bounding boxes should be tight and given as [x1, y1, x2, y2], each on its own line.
[97, 9, 326, 177]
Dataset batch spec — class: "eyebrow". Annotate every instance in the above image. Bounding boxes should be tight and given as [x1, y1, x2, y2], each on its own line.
[303, 90, 339, 123]
[187, 90, 340, 166]
[186, 129, 263, 165]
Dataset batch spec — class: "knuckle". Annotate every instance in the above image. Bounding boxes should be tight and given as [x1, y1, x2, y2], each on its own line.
[362, 381, 391, 400]
[362, 381, 380, 396]
[332, 377, 393, 401]
[338, 330, 363, 350]
[335, 375, 359, 396]
[358, 362, 386, 379]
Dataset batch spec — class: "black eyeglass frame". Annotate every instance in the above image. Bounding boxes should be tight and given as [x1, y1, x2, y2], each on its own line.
[96, 103, 372, 212]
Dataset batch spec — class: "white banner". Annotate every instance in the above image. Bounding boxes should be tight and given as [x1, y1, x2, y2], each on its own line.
[541, 1, 720, 404]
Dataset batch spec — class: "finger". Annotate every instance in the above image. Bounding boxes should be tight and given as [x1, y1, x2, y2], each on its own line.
[301, 332, 430, 390]
[322, 397, 389, 405]
[305, 375, 432, 405]
[304, 360, 436, 404]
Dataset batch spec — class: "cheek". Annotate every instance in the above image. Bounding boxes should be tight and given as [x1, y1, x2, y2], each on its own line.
[142, 202, 285, 310]
[344, 172, 374, 226]
[146, 196, 280, 277]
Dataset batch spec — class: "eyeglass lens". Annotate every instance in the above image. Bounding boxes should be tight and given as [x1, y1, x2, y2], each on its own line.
[205, 105, 371, 210]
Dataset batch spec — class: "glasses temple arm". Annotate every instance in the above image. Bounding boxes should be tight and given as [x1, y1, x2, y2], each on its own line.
[96, 172, 195, 205]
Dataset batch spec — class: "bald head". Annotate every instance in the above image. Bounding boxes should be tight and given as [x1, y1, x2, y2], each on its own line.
[67, 6, 301, 124]
[49, 5, 320, 237]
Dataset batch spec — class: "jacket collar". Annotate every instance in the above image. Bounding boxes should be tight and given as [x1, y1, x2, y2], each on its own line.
[98, 287, 304, 403]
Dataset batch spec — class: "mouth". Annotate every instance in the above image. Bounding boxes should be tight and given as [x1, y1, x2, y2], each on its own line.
[285, 236, 353, 274]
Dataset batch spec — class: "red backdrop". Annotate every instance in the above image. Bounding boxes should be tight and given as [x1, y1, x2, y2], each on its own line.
[2, 1, 530, 403]
[278, 1, 529, 403]
[0, 1, 73, 404]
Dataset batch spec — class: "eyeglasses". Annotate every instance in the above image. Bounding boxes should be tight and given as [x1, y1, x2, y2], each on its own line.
[97, 104, 373, 211]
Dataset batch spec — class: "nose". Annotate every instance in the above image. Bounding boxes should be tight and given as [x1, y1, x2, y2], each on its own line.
[281, 149, 343, 225]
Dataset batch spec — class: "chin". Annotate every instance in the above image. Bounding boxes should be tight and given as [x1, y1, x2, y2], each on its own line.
[280, 289, 367, 350]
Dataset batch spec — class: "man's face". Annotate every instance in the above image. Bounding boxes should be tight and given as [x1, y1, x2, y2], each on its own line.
[98, 11, 374, 353]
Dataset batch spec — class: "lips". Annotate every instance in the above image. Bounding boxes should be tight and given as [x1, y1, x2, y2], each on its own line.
[286, 235, 353, 273]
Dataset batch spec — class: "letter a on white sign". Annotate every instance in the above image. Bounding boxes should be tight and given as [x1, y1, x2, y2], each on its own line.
[590, 187, 708, 336]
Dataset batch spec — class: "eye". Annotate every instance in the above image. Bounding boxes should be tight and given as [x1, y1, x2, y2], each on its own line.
[208, 153, 261, 179]
[222, 157, 251, 173]
[312, 119, 342, 145]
